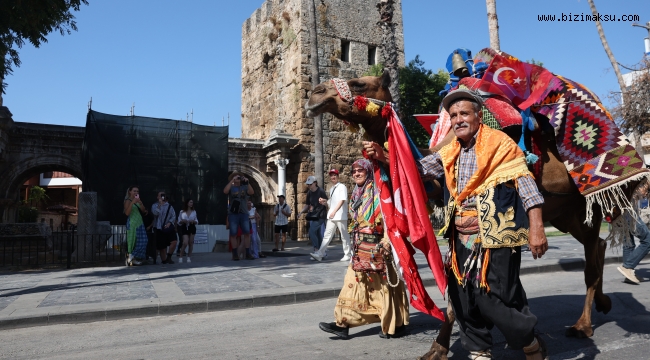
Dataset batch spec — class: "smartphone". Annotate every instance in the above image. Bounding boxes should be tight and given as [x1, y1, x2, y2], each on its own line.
[161, 195, 165, 201]
[135, 194, 140, 199]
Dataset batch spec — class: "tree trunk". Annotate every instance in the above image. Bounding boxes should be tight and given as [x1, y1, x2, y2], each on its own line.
[587, 0, 644, 159]
[377, 0, 400, 111]
[486, 0, 500, 51]
[307, 0, 324, 185]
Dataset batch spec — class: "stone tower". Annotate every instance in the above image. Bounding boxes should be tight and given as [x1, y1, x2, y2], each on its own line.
[241, 0, 404, 223]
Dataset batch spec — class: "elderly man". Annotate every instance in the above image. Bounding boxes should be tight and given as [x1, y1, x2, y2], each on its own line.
[364, 88, 549, 360]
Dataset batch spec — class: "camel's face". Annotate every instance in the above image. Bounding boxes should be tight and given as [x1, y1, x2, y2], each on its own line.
[305, 73, 392, 125]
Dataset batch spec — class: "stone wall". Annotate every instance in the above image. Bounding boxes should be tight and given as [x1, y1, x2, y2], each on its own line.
[241, 0, 404, 213]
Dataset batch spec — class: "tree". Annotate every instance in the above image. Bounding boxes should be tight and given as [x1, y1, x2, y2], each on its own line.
[610, 58, 650, 137]
[586, 0, 644, 159]
[307, 0, 323, 185]
[486, 0, 500, 51]
[0, 0, 89, 100]
[398, 56, 449, 148]
[376, 0, 400, 110]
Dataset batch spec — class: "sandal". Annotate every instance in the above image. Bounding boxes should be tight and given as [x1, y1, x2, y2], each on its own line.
[272, 248, 279, 252]
[280, 248, 285, 251]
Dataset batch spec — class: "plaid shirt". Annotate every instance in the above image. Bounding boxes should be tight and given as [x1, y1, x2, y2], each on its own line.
[417, 136, 544, 212]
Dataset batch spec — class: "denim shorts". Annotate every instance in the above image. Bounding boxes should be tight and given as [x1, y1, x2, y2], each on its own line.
[228, 212, 251, 236]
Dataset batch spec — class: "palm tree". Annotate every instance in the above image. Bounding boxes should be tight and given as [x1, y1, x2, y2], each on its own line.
[587, 0, 644, 158]
[486, 0, 500, 51]
[376, 0, 400, 110]
[307, 0, 324, 185]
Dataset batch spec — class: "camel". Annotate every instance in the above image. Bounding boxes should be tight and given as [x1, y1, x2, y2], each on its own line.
[306, 71, 621, 359]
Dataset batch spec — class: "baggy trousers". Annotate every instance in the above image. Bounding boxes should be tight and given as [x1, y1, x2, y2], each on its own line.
[448, 235, 537, 351]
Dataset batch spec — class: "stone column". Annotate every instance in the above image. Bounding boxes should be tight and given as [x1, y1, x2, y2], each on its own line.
[76, 192, 97, 261]
[274, 158, 289, 196]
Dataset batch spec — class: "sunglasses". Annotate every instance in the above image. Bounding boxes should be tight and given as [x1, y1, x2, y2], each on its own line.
[351, 168, 366, 174]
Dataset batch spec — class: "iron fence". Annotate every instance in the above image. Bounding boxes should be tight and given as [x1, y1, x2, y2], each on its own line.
[0, 226, 127, 269]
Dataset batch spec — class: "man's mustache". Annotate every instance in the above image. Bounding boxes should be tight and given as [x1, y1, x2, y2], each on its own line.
[454, 123, 468, 130]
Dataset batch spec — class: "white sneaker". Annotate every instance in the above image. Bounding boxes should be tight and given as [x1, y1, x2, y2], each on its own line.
[340, 255, 351, 262]
[618, 266, 640, 284]
[186, 257, 191, 263]
[310, 253, 323, 262]
[178, 257, 183, 263]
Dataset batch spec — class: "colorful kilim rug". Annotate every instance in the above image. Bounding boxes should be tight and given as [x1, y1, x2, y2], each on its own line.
[535, 75, 650, 223]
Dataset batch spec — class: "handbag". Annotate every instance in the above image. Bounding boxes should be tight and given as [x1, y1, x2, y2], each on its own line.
[306, 206, 325, 221]
[161, 204, 176, 233]
[351, 233, 386, 273]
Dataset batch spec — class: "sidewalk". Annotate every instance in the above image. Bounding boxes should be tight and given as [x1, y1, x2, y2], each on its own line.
[0, 232, 644, 330]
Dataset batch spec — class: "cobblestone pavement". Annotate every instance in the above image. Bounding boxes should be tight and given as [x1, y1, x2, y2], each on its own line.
[0, 233, 645, 329]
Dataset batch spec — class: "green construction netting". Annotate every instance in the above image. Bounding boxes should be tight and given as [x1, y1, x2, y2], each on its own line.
[82, 110, 229, 225]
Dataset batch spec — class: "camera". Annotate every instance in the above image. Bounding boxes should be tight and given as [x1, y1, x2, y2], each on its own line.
[241, 178, 249, 185]
[161, 194, 166, 201]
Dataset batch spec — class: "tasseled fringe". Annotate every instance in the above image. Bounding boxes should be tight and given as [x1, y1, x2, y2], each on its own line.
[450, 245, 463, 285]
[584, 172, 650, 227]
[479, 249, 491, 293]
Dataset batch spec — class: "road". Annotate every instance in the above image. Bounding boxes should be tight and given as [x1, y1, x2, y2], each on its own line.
[1, 262, 649, 360]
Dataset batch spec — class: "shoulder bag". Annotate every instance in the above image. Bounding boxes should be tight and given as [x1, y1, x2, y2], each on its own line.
[162, 204, 176, 233]
[351, 233, 386, 273]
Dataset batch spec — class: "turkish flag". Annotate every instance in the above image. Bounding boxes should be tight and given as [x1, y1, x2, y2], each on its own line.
[477, 53, 558, 110]
[374, 106, 447, 321]
[413, 114, 439, 136]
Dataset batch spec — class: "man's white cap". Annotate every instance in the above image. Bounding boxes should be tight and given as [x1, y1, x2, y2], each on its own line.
[305, 176, 317, 185]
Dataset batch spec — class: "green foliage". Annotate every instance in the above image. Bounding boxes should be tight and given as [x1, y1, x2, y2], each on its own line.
[0, 0, 89, 92]
[526, 58, 544, 67]
[398, 56, 449, 148]
[28, 185, 49, 205]
[363, 63, 385, 77]
[17, 186, 49, 223]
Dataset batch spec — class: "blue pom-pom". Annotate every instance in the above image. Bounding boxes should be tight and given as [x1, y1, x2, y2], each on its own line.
[525, 151, 539, 165]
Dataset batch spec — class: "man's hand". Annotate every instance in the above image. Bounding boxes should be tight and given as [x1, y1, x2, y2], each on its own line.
[362, 141, 387, 164]
[527, 207, 548, 259]
[328, 212, 334, 219]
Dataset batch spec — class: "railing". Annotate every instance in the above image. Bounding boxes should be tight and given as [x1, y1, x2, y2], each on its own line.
[0, 227, 128, 269]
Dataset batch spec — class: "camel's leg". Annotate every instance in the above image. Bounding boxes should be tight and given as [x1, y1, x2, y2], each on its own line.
[418, 300, 455, 360]
[552, 209, 610, 338]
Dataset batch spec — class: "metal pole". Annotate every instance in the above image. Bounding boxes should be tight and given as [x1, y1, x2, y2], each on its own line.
[67, 231, 72, 269]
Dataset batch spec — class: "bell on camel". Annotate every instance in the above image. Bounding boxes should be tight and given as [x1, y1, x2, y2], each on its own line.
[451, 53, 469, 78]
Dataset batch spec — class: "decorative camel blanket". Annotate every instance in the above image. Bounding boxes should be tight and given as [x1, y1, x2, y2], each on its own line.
[474, 48, 650, 226]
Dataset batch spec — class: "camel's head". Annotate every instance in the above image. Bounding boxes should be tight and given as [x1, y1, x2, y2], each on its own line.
[305, 72, 393, 143]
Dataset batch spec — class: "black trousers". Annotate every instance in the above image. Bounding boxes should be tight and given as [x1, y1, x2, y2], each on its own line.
[448, 235, 537, 351]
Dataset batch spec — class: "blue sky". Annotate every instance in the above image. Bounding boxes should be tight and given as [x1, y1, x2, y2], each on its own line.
[4, 0, 649, 137]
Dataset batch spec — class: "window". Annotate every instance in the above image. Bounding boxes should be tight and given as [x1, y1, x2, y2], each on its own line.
[341, 40, 350, 62]
[368, 46, 376, 65]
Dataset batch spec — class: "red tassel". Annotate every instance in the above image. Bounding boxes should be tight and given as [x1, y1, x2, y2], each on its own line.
[381, 102, 392, 118]
[354, 96, 369, 110]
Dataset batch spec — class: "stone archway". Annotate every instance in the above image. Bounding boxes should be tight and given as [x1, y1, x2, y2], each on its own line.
[0, 156, 83, 223]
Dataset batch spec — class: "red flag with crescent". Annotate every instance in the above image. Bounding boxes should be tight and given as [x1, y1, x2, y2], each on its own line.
[477, 53, 558, 110]
[373, 106, 446, 321]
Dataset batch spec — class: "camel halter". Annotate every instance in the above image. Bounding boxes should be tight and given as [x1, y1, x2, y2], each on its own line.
[330, 78, 390, 116]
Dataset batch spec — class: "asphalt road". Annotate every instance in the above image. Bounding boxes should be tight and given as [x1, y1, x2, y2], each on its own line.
[1, 262, 649, 360]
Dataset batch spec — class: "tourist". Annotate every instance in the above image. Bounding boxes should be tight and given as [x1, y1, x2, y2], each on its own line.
[310, 168, 351, 262]
[300, 175, 328, 253]
[151, 191, 178, 264]
[618, 182, 650, 284]
[318, 159, 409, 339]
[365, 88, 549, 359]
[247, 200, 264, 258]
[123, 186, 148, 266]
[273, 194, 291, 251]
[177, 199, 198, 263]
[224, 172, 254, 260]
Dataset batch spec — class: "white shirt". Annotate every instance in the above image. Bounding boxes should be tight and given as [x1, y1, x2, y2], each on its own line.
[327, 182, 348, 221]
[249, 207, 257, 224]
[274, 203, 291, 226]
[178, 210, 198, 229]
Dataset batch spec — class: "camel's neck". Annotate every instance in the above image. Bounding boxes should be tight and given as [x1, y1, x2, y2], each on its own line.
[359, 115, 387, 145]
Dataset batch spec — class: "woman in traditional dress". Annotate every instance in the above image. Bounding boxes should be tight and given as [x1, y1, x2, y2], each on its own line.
[318, 159, 409, 339]
[123, 186, 149, 266]
[177, 199, 198, 263]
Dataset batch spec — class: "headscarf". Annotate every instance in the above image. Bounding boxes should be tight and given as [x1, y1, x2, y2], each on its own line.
[350, 158, 374, 211]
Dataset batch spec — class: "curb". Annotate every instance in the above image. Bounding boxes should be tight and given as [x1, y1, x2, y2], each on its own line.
[0, 255, 641, 331]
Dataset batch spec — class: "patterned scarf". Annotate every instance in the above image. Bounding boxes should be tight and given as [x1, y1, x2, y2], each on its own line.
[350, 159, 381, 226]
